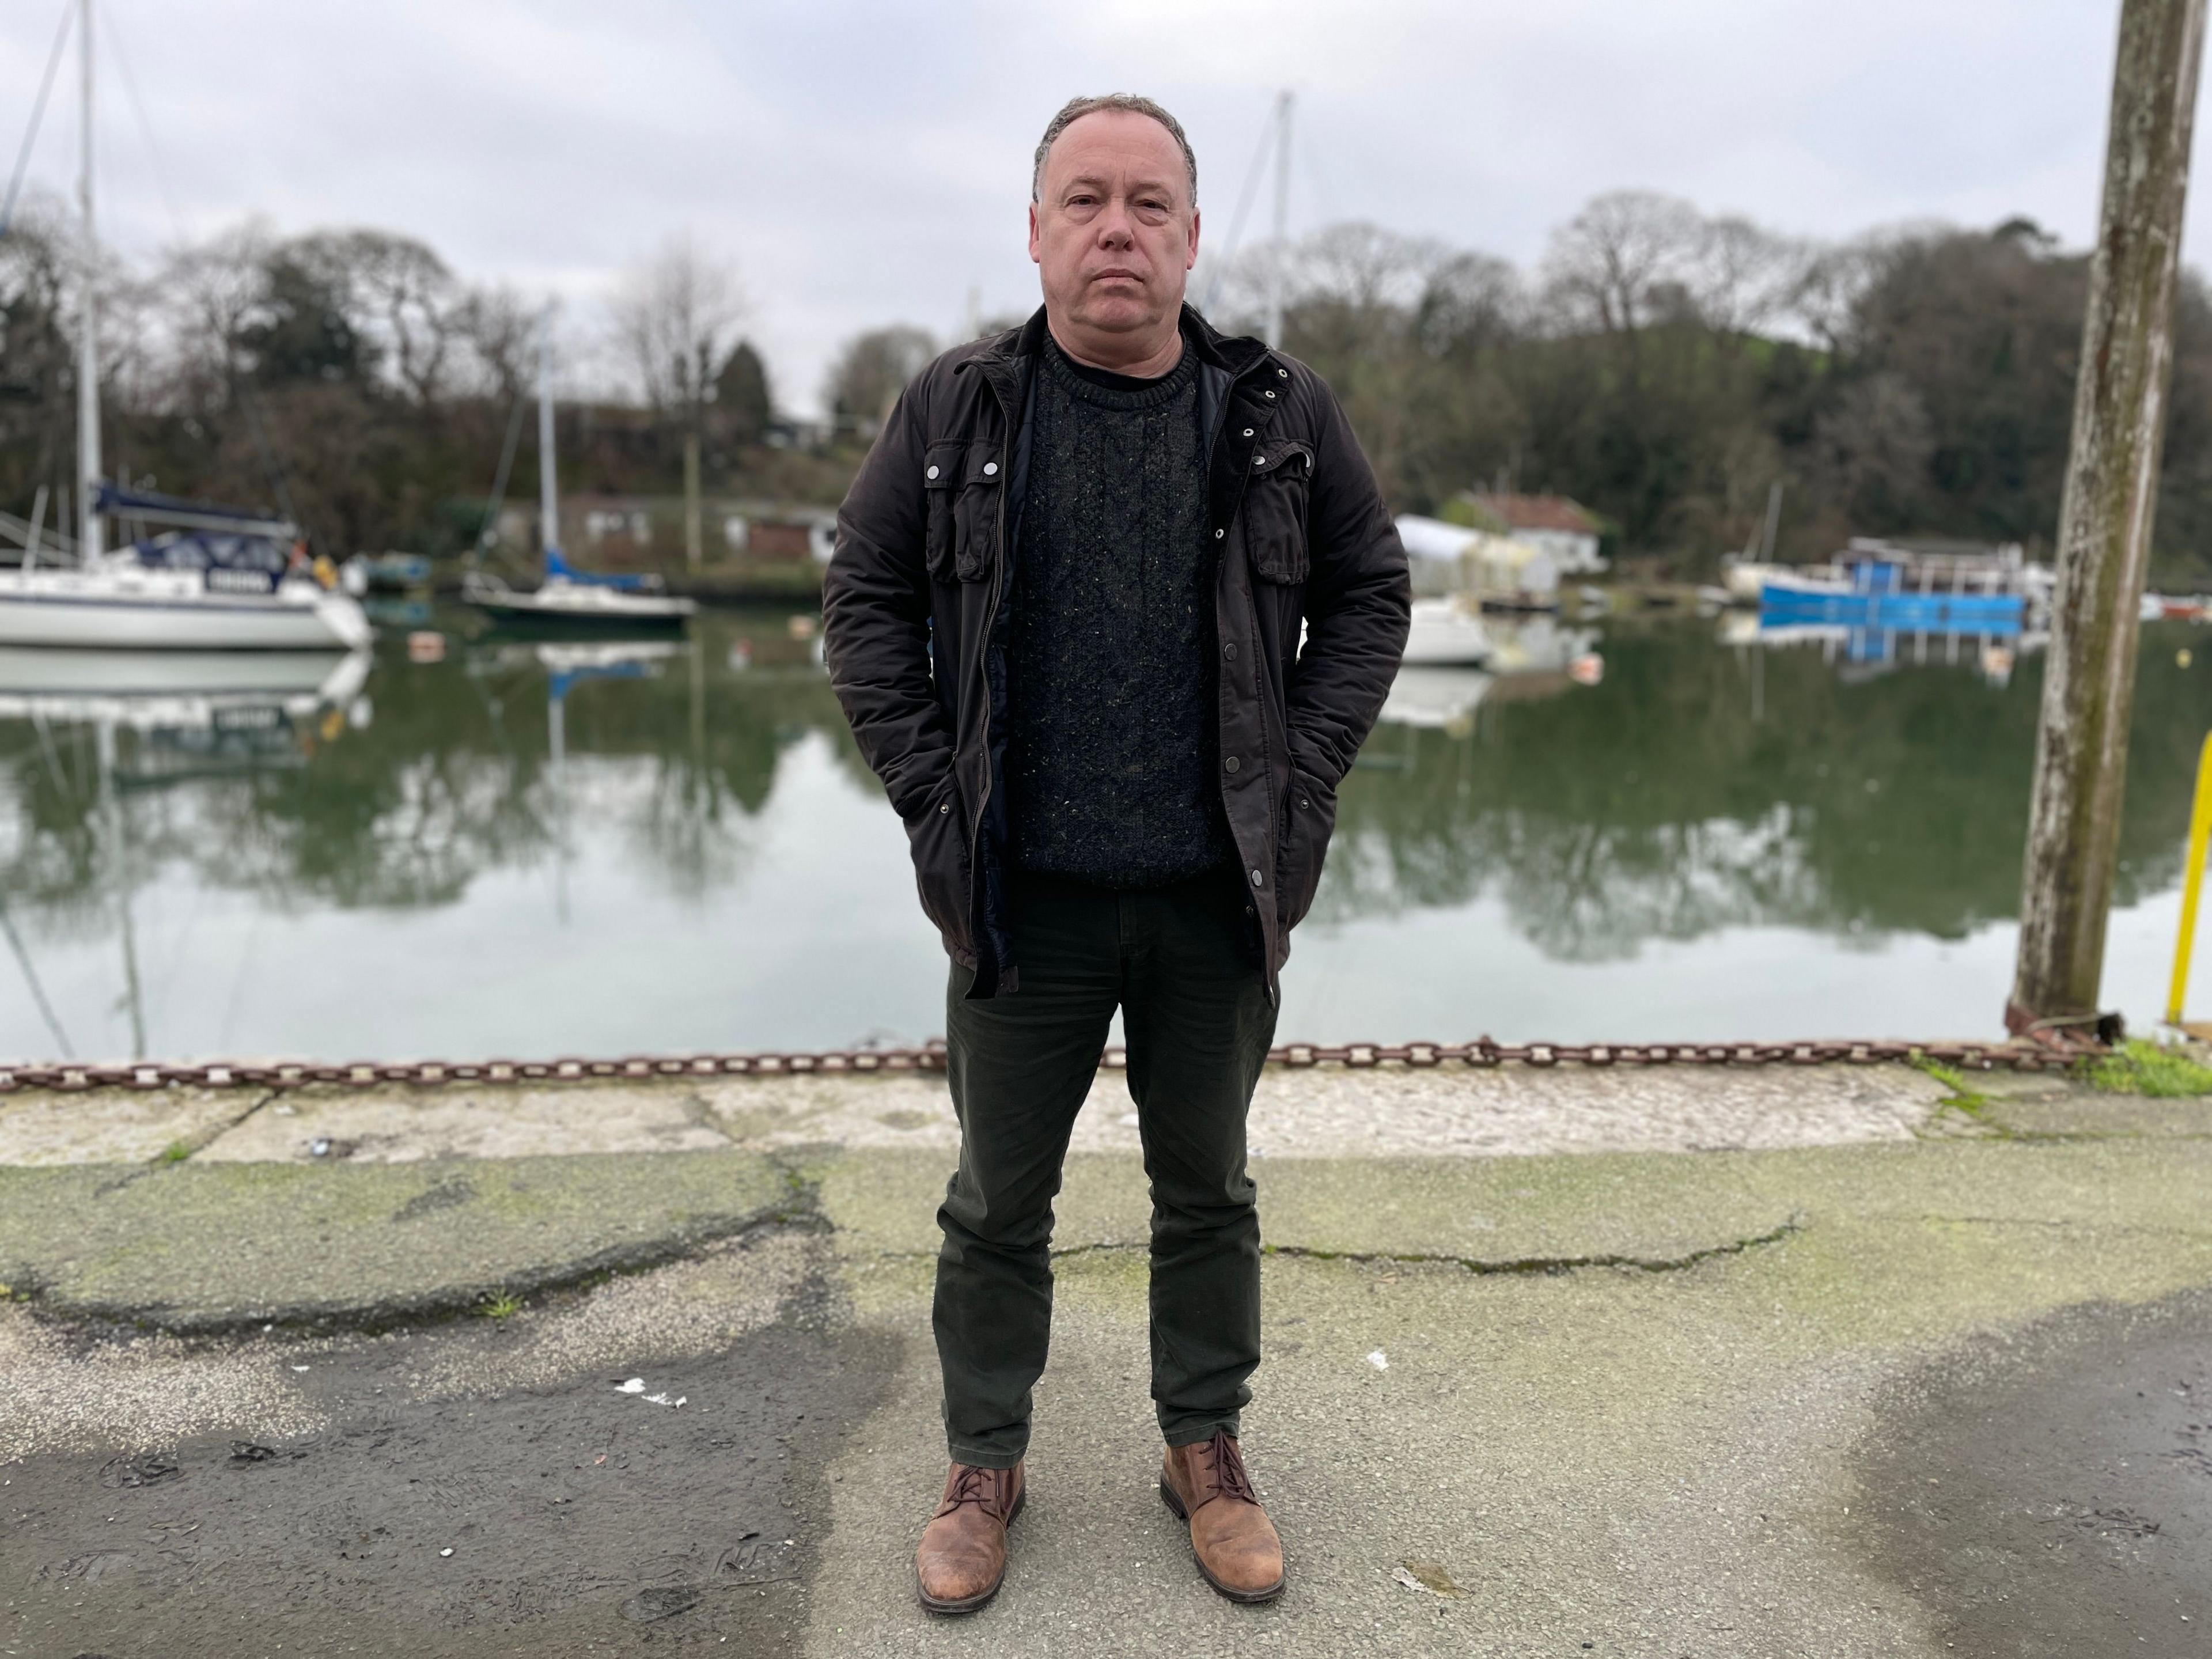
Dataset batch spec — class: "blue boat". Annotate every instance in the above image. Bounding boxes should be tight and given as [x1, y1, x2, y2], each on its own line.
[1759, 548, 2026, 632]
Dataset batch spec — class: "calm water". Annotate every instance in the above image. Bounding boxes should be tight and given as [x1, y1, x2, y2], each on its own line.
[3, 609, 2208, 1063]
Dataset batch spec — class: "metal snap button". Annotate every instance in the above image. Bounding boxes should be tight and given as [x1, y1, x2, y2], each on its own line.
[1264, 390, 1276, 399]
[1254, 454, 1266, 467]
[1224, 642, 1237, 659]
[1225, 756, 1241, 773]
[1251, 869, 1263, 886]
[982, 461, 998, 476]
[1215, 529, 1225, 539]
[1277, 368, 1289, 378]
[940, 802, 950, 813]
[926, 465, 940, 480]
[1243, 427, 1254, 437]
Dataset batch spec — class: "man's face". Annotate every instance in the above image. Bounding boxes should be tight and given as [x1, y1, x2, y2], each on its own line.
[1029, 110, 1199, 343]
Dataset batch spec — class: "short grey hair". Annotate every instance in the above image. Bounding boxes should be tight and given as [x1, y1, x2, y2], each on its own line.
[1031, 94, 1198, 208]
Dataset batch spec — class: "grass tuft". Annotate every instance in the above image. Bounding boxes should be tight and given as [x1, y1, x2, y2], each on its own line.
[477, 1291, 525, 1320]
[2078, 1038, 2212, 1097]
[158, 1141, 192, 1164]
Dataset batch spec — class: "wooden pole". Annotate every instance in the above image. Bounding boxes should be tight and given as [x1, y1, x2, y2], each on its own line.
[683, 430, 703, 569]
[2011, 0, 2209, 1036]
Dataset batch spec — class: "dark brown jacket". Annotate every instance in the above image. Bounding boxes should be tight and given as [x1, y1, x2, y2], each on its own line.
[823, 305, 1409, 1003]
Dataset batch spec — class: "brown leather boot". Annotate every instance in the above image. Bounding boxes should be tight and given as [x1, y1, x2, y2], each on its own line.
[1160, 1430, 1285, 1603]
[915, 1461, 1025, 1614]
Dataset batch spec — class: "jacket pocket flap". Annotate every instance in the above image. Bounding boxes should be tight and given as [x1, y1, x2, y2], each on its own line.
[922, 441, 964, 488]
[1249, 439, 1313, 476]
[962, 446, 1004, 487]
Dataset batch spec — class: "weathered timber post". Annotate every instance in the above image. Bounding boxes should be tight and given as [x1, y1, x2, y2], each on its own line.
[2010, 0, 2208, 1037]
[683, 431, 703, 569]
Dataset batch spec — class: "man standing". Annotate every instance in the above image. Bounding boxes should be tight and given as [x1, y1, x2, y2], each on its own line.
[823, 93, 1408, 1613]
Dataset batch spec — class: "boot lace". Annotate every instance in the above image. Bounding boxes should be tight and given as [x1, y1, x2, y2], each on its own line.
[1202, 1430, 1260, 1505]
[939, 1463, 1008, 1517]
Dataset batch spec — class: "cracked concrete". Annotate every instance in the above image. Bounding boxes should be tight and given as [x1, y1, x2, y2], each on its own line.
[0, 1063, 2207, 1656]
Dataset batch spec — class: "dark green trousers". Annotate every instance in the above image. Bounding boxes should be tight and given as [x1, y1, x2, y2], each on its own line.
[936, 869, 1277, 1468]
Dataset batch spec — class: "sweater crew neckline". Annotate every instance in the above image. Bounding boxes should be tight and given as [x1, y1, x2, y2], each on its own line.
[1043, 336, 1195, 408]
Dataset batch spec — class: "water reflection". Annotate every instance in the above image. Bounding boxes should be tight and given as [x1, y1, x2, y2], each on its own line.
[0, 611, 2206, 1058]
[1331, 616, 2205, 958]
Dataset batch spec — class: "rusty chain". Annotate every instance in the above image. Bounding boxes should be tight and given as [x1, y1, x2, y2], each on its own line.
[0, 1036, 2089, 1094]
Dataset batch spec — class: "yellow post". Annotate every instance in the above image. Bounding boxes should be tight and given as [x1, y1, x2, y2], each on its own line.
[2164, 730, 2212, 1023]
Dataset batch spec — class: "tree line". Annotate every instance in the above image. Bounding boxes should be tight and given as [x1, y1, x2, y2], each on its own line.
[9, 186, 2212, 578]
[0, 198, 832, 563]
[1205, 194, 2212, 578]
[831, 192, 2212, 579]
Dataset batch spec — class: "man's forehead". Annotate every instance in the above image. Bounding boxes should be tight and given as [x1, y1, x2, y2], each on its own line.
[1043, 111, 1186, 193]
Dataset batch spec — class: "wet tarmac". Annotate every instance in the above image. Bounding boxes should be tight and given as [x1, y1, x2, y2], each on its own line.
[1857, 1286, 2210, 1656]
[0, 1267, 899, 1657]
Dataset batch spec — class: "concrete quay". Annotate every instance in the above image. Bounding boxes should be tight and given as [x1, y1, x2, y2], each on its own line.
[0, 1058, 2206, 1657]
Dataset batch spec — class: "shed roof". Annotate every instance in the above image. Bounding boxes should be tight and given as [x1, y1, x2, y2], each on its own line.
[1463, 493, 1603, 535]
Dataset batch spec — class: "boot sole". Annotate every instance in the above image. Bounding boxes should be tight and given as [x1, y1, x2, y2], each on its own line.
[916, 1486, 1025, 1616]
[1158, 1477, 1287, 1604]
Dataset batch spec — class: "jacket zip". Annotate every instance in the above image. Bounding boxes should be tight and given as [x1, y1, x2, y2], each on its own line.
[966, 364, 1018, 985]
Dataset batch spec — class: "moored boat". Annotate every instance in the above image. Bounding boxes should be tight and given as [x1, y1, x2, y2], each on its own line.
[0, 5, 370, 656]
[463, 325, 697, 632]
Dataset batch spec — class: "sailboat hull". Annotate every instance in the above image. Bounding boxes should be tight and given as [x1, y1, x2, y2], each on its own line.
[0, 569, 372, 650]
[463, 576, 695, 631]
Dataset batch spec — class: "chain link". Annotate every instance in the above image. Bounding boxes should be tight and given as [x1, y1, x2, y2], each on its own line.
[0, 1035, 2090, 1094]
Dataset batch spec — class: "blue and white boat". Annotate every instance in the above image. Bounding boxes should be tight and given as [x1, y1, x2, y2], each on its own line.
[461, 324, 696, 631]
[1758, 543, 2029, 632]
[0, 3, 370, 654]
[0, 487, 372, 651]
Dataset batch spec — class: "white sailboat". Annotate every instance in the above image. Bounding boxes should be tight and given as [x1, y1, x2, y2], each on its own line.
[462, 323, 696, 630]
[0, 1, 371, 654]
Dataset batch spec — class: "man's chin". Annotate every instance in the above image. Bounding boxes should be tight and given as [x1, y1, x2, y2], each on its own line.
[1067, 298, 1169, 335]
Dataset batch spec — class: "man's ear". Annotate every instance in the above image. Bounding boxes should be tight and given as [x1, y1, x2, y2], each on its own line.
[1028, 200, 1042, 266]
[1186, 207, 1201, 271]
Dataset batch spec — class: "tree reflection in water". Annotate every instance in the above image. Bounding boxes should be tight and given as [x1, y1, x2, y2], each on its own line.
[2, 613, 2208, 1056]
[1324, 620, 2210, 960]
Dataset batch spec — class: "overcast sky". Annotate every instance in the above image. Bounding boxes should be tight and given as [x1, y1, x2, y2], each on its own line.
[0, 1, 2196, 414]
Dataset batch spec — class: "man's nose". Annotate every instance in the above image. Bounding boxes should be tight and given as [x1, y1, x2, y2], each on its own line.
[1094, 196, 1136, 247]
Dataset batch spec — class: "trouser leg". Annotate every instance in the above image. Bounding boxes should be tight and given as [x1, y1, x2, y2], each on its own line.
[1121, 872, 1277, 1446]
[935, 876, 1119, 1468]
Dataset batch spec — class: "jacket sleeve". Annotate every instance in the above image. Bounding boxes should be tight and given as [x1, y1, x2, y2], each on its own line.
[821, 379, 954, 819]
[1287, 378, 1411, 783]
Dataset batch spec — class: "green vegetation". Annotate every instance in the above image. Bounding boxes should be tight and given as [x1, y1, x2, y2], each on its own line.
[157, 1141, 192, 1164]
[1908, 1053, 2001, 1135]
[476, 1290, 525, 1320]
[2078, 1039, 2212, 1097]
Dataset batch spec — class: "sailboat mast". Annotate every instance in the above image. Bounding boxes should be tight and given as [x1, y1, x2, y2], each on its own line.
[1264, 89, 1291, 350]
[75, 0, 102, 565]
[537, 319, 559, 562]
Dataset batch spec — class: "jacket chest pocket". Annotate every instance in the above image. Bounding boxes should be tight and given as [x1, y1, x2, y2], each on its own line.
[1243, 440, 1314, 584]
[923, 442, 1002, 582]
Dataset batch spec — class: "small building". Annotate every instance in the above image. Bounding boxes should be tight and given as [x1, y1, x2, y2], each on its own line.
[1457, 493, 1607, 575]
[725, 507, 838, 563]
[1393, 514, 1560, 610]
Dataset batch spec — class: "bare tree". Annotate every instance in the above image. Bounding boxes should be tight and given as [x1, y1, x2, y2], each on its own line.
[319, 230, 460, 403]
[1681, 214, 1810, 338]
[1540, 190, 1705, 338]
[451, 281, 535, 400]
[155, 219, 275, 400]
[607, 231, 748, 419]
[824, 325, 938, 436]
